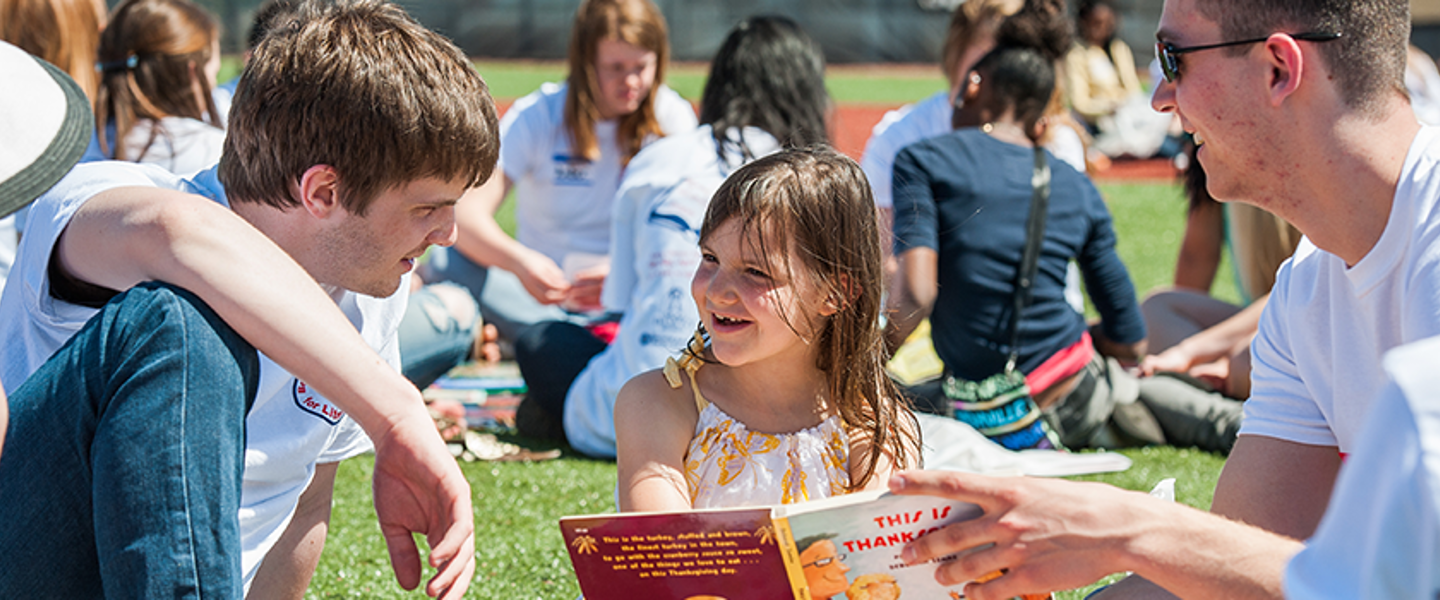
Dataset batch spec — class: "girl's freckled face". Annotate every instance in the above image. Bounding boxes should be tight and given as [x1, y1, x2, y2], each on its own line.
[691, 218, 829, 368]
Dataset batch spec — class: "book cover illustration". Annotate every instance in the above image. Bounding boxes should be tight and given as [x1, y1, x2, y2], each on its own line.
[778, 490, 983, 599]
[423, 361, 526, 429]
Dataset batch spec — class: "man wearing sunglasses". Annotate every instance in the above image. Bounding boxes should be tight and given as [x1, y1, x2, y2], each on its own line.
[1147, 0, 1432, 548]
[873, 0, 1440, 598]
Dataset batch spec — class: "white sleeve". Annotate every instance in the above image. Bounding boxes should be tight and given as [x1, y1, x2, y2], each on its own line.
[0, 163, 184, 392]
[497, 92, 547, 184]
[859, 114, 903, 211]
[603, 169, 646, 312]
[1043, 126, 1089, 174]
[654, 85, 698, 135]
[316, 284, 407, 463]
[1403, 209, 1440, 343]
[1285, 341, 1440, 598]
[316, 415, 373, 463]
[1237, 258, 1339, 447]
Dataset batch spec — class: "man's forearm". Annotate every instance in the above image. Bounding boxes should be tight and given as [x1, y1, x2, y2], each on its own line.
[1209, 436, 1341, 540]
[60, 187, 429, 435]
[1124, 503, 1302, 600]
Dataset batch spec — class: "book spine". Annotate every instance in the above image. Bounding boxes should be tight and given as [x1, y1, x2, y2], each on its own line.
[772, 515, 811, 600]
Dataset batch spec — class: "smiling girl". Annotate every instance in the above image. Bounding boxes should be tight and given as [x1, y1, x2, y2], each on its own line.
[615, 147, 920, 512]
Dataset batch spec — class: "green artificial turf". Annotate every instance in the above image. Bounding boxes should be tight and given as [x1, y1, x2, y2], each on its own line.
[310, 445, 1227, 599]
[308, 180, 1239, 599]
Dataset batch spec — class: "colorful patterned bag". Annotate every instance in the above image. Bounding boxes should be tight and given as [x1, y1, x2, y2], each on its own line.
[943, 147, 1064, 451]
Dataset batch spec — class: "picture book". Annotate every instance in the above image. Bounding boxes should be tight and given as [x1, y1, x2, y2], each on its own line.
[561, 489, 1040, 599]
[423, 361, 526, 429]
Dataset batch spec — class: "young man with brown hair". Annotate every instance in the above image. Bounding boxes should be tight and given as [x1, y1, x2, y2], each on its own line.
[0, 1, 498, 597]
[875, 0, 1440, 598]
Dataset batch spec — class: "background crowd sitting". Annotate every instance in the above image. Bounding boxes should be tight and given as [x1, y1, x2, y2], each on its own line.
[4, 0, 1440, 597]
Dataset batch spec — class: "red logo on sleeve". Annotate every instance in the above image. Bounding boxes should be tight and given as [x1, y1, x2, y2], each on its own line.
[292, 379, 345, 425]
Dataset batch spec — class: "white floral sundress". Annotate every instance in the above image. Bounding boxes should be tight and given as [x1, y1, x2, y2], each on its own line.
[662, 337, 850, 509]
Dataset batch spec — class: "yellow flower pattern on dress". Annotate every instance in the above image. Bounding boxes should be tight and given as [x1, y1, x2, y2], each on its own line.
[665, 332, 851, 509]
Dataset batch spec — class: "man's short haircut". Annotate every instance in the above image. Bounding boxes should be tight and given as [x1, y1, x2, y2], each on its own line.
[245, 0, 297, 51]
[219, 0, 499, 215]
[1195, 0, 1408, 118]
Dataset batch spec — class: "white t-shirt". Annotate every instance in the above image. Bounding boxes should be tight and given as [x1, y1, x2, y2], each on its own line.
[0, 162, 382, 589]
[499, 81, 698, 265]
[1285, 335, 1440, 598]
[859, 90, 1087, 210]
[214, 78, 238, 126]
[564, 125, 780, 458]
[117, 116, 226, 179]
[1241, 126, 1440, 452]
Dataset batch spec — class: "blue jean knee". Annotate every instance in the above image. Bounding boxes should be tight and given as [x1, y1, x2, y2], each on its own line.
[399, 282, 480, 389]
[420, 246, 570, 342]
[0, 282, 258, 598]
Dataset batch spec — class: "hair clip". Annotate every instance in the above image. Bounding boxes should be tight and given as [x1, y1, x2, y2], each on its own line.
[96, 55, 139, 73]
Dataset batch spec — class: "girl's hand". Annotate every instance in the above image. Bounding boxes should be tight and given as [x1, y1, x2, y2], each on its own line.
[562, 264, 608, 312]
[1091, 323, 1146, 366]
[1139, 346, 1195, 377]
[514, 249, 570, 305]
[1186, 359, 1232, 397]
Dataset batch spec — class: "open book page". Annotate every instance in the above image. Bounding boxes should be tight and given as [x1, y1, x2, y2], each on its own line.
[777, 490, 983, 599]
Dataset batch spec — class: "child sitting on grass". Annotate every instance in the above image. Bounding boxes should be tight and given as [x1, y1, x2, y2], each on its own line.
[616, 147, 921, 511]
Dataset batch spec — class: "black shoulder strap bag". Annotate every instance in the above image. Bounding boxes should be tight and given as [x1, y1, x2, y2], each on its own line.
[942, 147, 1066, 450]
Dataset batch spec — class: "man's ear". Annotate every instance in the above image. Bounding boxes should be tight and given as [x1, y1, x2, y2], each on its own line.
[1263, 33, 1306, 107]
[296, 165, 342, 219]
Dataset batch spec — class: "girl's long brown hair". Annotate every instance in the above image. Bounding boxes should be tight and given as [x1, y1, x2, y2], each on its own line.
[563, 0, 669, 164]
[0, 0, 107, 100]
[95, 0, 220, 161]
[699, 147, 921, 491]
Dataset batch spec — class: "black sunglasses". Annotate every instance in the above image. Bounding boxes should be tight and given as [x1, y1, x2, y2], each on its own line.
[1155, 31, 1341, 83]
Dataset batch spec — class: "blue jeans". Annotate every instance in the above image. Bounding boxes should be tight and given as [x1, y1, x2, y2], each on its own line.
[399, 282, 480, 389]
[418, 246, 570, 343]
[0, 282, 259, 598]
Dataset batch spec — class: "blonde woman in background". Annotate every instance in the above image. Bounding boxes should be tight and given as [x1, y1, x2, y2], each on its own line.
[1064, 0, 1175, 159]
[418, 0, 697, 355]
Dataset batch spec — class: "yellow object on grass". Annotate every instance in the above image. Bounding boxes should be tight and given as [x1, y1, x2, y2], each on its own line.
[887, 320, 944, 386]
